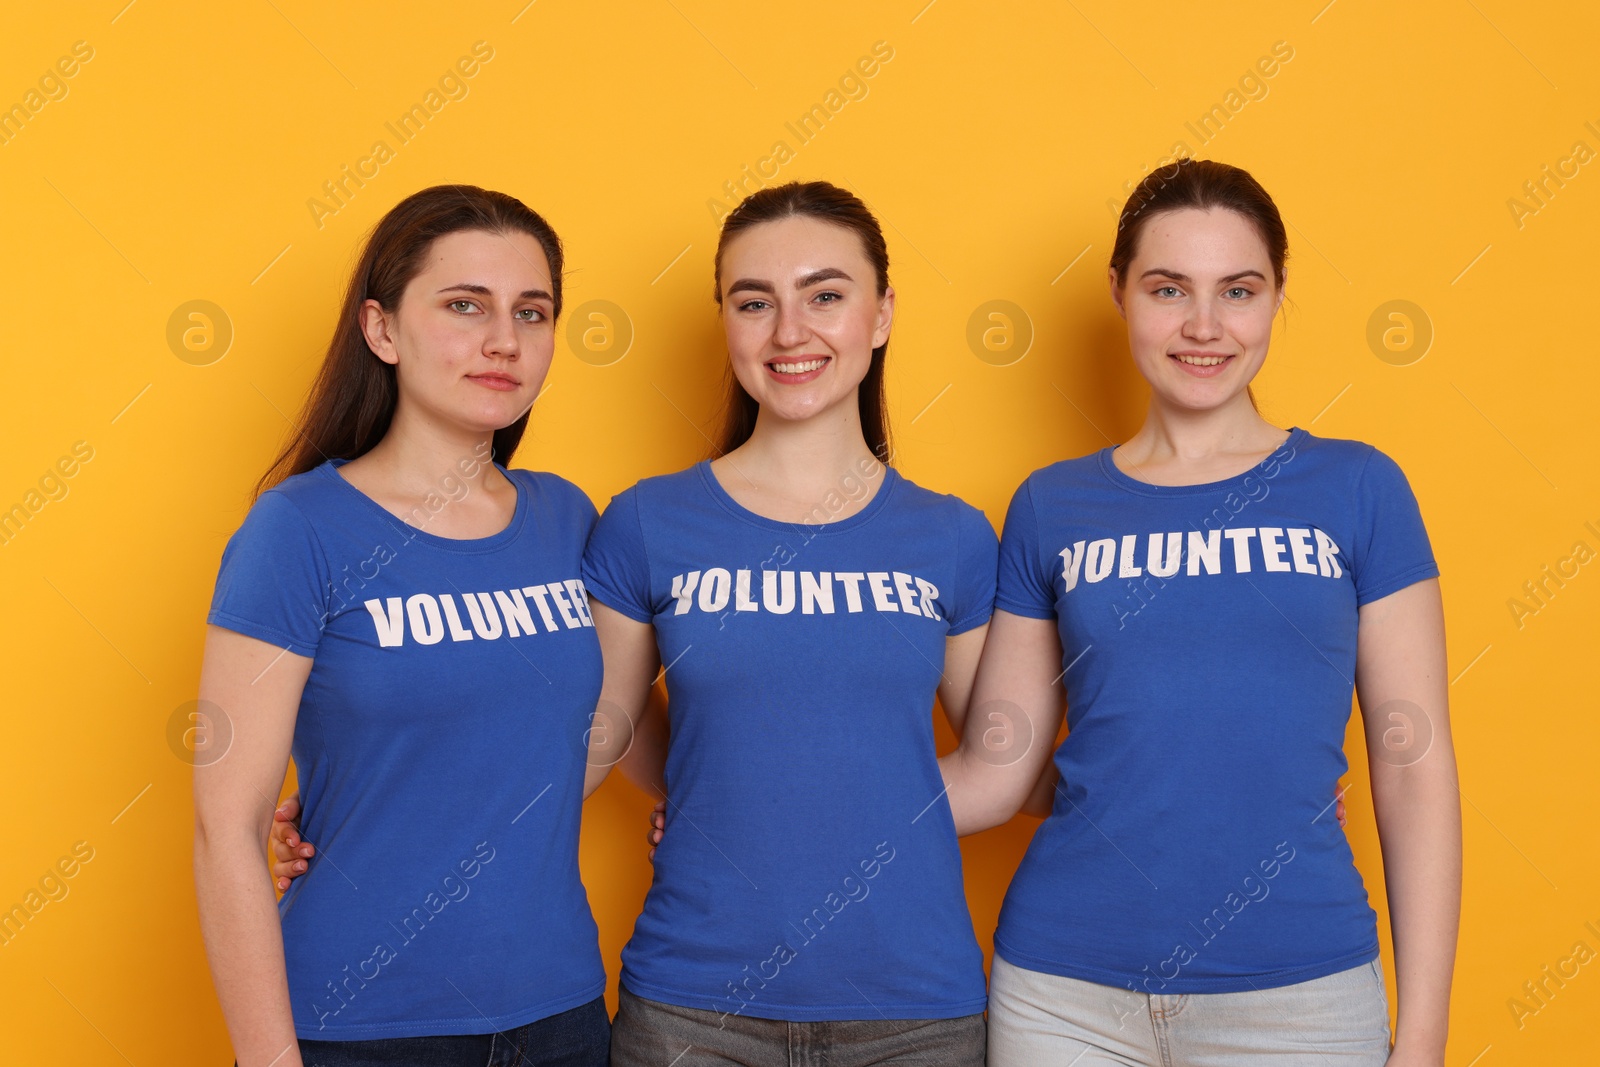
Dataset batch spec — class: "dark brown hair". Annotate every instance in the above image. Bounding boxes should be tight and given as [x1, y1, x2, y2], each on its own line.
[256, 184, 565, 497]
[711, 181, 892, 463]
[1109, 158, 1288, 288]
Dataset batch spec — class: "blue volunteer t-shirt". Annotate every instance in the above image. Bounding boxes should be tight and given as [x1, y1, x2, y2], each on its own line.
[582, 461, 996, 1022]
[993, 428, 1438, 994]
[207, 460, 606, 1040]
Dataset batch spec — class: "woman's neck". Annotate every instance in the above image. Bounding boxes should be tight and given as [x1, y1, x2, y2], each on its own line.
[337, 405, 515, 537]
[711, 398, 885, 523]
[352, 412, 501, 496]
[1114, 394, 1288, 486]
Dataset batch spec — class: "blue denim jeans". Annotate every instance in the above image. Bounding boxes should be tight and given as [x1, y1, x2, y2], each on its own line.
[294, 995, 609, 1067]
[987, 955, 1392, 1066]
[609, 984, 985, 1066]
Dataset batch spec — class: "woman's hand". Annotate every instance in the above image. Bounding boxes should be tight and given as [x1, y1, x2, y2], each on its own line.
[269, 795, 315, 891]
[1381, 1041, 1444, 1067]
[646, 798, 665, 860]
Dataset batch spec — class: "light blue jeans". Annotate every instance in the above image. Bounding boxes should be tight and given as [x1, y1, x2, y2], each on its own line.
[987, 955, 1391, 1066]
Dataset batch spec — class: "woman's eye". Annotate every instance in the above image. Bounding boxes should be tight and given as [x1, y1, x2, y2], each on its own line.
[515, 308, 544, 322]
[1154, 286, 1180, 298]
[449, 300, 477, 314]
[1225, 287, 1251, 299]
[814, 291, 841, 304]
[738, 300, 770, 312]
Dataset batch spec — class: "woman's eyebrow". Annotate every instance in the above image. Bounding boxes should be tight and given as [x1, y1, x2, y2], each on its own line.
[1137, 268, 1265, 284]
[795, 267, 852, 288]
[435, 282, 553, 301]
[726, 267, 855, 298]
[726, 278, 775, 297]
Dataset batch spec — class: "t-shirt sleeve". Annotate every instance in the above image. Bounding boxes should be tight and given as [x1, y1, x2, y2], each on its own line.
[580, 487, 656, 623]
[207, 491, 333, 656]
[946, 501, 999, 635]
[995, 477, 1057, 619]
[1350, 447, 1440, 606]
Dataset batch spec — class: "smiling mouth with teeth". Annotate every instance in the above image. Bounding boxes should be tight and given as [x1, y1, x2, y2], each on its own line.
[769, 357, 830, 374]
[1171, 353, 1231, 366]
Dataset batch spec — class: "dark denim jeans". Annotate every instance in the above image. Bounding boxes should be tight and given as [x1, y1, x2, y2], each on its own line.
[609, 985, 986, 1066]
[294, 996, 609, 1067]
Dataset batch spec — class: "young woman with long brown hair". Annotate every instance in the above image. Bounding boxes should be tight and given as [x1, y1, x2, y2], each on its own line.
[194, 185, 612, 1067]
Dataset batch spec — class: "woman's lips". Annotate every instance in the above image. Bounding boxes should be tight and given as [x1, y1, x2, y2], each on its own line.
[764, 356, 831, 384]
[1168, 352, 1234, 378]
[467, 373, 520, 391]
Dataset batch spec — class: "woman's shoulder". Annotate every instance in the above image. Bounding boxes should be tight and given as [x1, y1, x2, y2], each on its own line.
[582, 465, 708, 541]
[249, 462, 344, 523]
[1288, 428, 1376, 461]
[600, 463, 705, 509]
[1286, 429, 1409, 484]
[890, 469, 984, 516]
[505, 466, 598, 516]
[1012, 451, 1107, 494]
[884, 472, 1002, 548]
[219, 466, 341, 569]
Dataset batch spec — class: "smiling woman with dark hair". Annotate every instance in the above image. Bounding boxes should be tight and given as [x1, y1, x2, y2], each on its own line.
[586, 180, 997, 1065]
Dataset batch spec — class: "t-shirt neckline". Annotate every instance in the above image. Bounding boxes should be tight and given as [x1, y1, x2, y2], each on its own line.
[1097, 426, 1309, 497]
[320, 458, 530, 551]
[694, 459, 900, 534]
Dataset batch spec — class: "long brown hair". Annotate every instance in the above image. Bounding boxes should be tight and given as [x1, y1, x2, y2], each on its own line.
[711, 181, 893, 463]
[256, 184, 565, 497]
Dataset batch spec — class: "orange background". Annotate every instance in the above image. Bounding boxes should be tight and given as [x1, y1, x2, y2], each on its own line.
[1, 2, 1596, 1064]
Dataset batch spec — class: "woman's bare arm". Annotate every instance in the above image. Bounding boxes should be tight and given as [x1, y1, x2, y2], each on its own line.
[582, 600, 662, 798]
[935, 623, 989, 738]
[938, 610, 1067, 835]
[1356, 578, 1460, 1066]
[193, 626, 311, 1067]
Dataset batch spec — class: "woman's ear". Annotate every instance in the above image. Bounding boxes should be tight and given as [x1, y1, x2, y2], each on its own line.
[872, 286, 896, 349]
[359, 299, 400, 366]
[1108, 268, 1128, 321]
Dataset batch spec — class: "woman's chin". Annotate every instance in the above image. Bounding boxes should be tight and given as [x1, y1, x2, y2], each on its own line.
[761, 395, 851, 428]
[1149, 380, 1255, 415]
